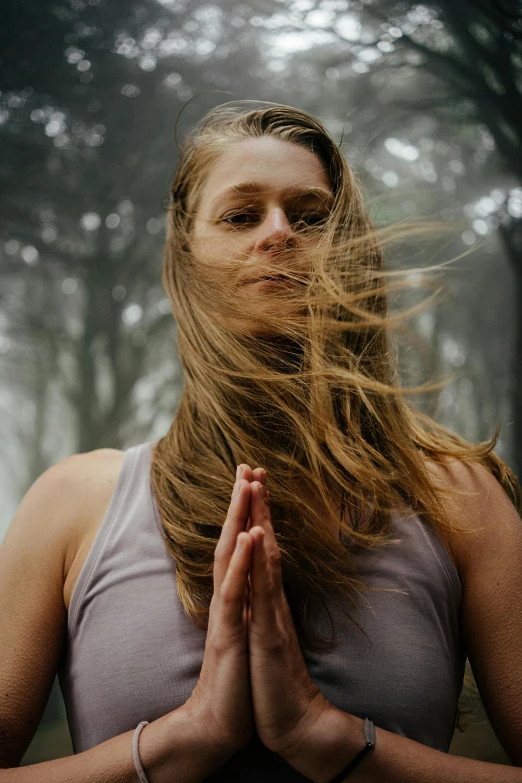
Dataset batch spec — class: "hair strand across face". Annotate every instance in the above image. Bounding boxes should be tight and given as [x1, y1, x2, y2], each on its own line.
[151, 101, 520, 675]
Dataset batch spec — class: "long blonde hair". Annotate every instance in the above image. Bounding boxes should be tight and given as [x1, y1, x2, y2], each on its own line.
[151, 102, 520, 668]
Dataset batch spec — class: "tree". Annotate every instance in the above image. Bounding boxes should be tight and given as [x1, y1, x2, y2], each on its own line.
[0, 0, 270, 463]
[357, 0, 522, 474]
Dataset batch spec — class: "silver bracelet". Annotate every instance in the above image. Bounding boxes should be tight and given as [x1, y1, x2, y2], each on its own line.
[132, 721, 151, 783]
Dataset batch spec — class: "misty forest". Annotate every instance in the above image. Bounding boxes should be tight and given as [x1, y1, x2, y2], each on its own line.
[1, 0, 521, 766]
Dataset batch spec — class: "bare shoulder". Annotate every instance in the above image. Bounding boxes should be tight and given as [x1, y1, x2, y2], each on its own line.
[31, 446, 122, 532]
[53, 448, 126, 538]
[6, 448, 124, 549]
[424, 457, 522, 577]
[6, 448, 125, 609]
[57, 448, 126, 609]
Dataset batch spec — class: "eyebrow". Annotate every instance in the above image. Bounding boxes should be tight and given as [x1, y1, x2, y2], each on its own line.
[213, 180, 334, 206]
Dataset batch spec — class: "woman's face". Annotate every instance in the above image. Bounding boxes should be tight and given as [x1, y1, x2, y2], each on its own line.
[191, 136, 333, 328]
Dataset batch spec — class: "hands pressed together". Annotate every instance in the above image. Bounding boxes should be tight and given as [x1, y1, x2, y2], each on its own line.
[184, 463, 332, 762]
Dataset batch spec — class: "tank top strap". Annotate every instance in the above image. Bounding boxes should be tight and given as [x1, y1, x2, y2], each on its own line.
[67, 440, 158, 637]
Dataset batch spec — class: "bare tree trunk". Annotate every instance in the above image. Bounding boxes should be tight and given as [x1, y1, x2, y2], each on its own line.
[499, 222, 522, 479]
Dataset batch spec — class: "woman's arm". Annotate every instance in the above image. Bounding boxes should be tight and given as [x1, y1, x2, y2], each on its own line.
[279, 460, 522, 782]
[0, 453, 236, 782]
[1, 707, 236, 783]
[283, 706, 522, 782]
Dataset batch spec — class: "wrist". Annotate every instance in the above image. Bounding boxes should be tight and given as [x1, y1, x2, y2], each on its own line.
[138, 707, 237, 783]
[175, 701, 244, 757]
[281, 705, 365, 783]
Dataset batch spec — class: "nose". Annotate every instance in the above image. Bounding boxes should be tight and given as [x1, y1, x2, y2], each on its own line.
[254, 206, 297, 253]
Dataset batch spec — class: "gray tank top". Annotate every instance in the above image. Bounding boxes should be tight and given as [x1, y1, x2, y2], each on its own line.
[59, 441, 466, 778]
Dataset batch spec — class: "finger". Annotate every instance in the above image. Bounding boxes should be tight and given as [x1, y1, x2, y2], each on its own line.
[248, 526, 279, 632]
[236, 465, 256, 534]
[220, 532, 253, 628]
[249, 481, 277, 551]
[237, 463, 254, 482]
[252, 467, 266, 485]
[213, 479, 251, 591]
[249, 482, 285, 599]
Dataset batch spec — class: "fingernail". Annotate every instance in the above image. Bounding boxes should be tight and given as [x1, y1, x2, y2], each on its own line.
[236, 465, 242, 480]
[259, 484, 266, 501]
[233, 482, 240, 497]
[260, 470, 267, 485]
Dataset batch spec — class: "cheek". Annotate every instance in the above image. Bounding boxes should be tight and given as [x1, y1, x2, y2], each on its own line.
[189, 238, 251, 292]
[190, 235, 219, 270]
[193, 232, 250, 268]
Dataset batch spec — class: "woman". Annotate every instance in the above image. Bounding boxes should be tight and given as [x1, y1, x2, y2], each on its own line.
[1, 102, 521, 782]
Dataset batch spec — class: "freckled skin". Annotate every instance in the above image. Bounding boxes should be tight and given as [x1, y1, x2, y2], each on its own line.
[192, 137, 333, 324]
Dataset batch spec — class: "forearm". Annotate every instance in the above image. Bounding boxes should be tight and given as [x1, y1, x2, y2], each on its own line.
[2, 706, 236, 783]
[281, 706, 522, 783]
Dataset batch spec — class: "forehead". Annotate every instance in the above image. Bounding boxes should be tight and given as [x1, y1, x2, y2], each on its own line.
[197, 136, 332, 214]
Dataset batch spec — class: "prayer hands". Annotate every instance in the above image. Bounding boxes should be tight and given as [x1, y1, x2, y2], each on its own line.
[237, 464, 331, 757]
